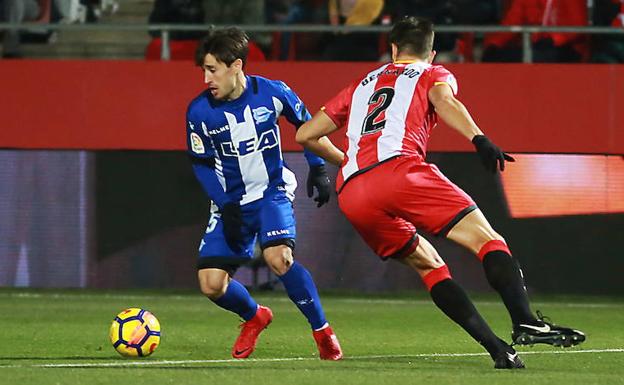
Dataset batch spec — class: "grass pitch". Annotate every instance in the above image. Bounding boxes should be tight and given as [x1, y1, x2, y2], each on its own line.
[0, 289, 622, 385]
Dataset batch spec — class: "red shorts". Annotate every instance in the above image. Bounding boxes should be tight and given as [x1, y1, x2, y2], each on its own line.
[337, 156, 476, 259]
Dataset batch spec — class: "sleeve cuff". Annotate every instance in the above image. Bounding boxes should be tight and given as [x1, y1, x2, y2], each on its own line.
[320, 107, 342, 128]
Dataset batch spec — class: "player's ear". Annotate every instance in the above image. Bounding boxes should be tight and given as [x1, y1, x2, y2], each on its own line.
[231, 58, 244, 72]
[427, 50, 437, 64]
[391, 43, 398, 62]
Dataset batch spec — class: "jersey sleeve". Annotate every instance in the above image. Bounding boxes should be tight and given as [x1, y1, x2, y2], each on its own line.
[186, 105, 216, 159]
[276, 80, 312, 128]
[191, 159, 230, 208]
[321, 81, 357, 128]
[429, 66, 459, 95]
[186, 104, 230, 207]
[274, 80, 325, 167]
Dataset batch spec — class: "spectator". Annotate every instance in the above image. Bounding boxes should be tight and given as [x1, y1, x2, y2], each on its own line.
[322, 0, 385, 61]
[54, 0, 86, 23]
[482, 0, 589, 63]
[591, 0, 624, 63]
[1, 0, 41, 58]
[79, 0, 119, 23]
[145, 0, 205, 61]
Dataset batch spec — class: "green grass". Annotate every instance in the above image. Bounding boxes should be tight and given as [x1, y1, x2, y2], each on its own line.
[0, 289, 622, 385]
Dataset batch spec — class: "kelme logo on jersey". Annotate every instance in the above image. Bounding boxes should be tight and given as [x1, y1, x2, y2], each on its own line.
[266, 229, 290, 237]
[203, 121, 230, 136]
[252, 106, 273, 125]
[220, 130, 279, 157]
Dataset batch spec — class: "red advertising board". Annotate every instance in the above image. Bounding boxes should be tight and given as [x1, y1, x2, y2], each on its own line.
[0, 61, 622, 154]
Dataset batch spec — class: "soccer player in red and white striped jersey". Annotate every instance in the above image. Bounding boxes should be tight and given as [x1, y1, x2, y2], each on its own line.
[297, 16, 585, 369]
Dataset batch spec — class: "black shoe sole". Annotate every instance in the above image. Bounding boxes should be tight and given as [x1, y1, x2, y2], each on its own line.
[513, 332, 586, 347]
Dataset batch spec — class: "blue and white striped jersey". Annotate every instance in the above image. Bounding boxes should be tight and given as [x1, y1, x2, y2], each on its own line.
[186, 75, 324, 206]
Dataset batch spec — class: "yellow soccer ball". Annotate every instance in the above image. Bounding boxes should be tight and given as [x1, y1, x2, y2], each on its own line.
[109, 308, 161, 357]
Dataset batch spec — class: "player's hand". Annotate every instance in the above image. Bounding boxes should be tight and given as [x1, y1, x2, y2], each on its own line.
[221, 202, 244, 251]
[307, 165, 331, 207]
[472, 135, 515, 173]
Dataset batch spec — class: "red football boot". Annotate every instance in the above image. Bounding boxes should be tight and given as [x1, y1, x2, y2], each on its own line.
[312, 326, 343, 360]
[231, 305, 273, 359]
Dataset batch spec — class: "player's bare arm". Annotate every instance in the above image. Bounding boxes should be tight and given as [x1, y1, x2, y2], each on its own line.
[429, 83, 514, 173]
[428, 83, 483, 141]
[296, 110, 345, 166]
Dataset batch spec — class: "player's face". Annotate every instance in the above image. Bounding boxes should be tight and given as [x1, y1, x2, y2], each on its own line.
[201, 54, 242, 101]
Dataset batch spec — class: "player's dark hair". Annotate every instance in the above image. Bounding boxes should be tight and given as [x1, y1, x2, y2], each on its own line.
[195, 27, 249, 68]
[389, 16, 434, 59]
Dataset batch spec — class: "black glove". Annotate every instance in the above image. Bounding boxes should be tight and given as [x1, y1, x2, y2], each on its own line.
[307, 165, 331, 207]
[472, 135, 515, 173]
[220, 202, 243, 251]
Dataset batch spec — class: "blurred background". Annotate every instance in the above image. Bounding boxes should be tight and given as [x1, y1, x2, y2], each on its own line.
[1, 0, 623, 295]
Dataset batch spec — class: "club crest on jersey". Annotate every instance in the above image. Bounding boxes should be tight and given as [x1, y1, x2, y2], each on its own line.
[220, 130, 279, 157]
[190, 132, 205, 154]
[252, 106, 273, 125]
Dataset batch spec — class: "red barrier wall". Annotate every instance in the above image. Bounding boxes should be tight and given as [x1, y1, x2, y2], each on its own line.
[0, 60, 622, 153]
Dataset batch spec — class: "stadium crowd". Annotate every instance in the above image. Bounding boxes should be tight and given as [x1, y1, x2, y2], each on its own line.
[146, 0, 624, 63]
[1, 0, 623, 61]
[0, 0, 117, 58]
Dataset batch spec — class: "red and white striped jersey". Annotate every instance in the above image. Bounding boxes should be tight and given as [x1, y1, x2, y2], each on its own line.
[322, 61, 458, 191]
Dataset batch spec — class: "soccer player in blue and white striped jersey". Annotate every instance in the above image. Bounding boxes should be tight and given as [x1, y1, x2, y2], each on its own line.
[186, 27, 342, 360]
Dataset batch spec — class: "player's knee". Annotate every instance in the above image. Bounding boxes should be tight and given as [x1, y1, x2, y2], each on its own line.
[402, 250, 444, 271]
[400, 238, 445, 273]
[263, 245, 293, 275]
[480, 231, 505, 244]
[199, 279, 228, 300]
[462, 227, 506, 256]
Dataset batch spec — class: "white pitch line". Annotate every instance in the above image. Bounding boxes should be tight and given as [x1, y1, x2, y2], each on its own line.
[1, 348, 622, 369]
[325, 298, 623, 309]
[1, 292, 622, 309]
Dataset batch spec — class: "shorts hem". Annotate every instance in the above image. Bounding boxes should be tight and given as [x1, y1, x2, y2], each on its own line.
[435, 204, 478, 237]
[260, 238, 295, 250]
[197, 256, 251, 275]
[381, 233, 419, 260]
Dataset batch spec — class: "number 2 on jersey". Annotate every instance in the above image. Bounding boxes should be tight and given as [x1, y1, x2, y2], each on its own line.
[361, 87, 395, 135]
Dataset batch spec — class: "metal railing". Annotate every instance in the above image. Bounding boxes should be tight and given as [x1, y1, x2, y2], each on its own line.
[1, 23, 623, 62]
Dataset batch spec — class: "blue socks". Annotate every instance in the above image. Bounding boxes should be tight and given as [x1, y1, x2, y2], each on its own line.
[279, 261, 327, 330]
[212, 279, 258, 321]
[210, 262, 327, 329]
